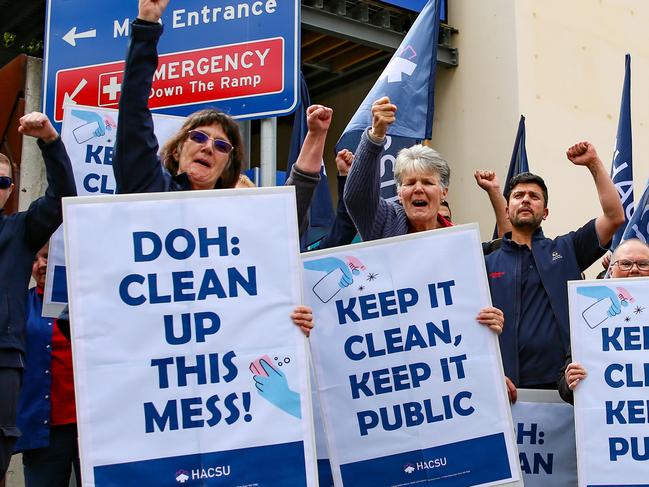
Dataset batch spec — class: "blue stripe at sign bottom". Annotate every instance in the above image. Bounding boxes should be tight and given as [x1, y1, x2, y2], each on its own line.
[340, 433, 512, 486]
[93, 441, 306, 487]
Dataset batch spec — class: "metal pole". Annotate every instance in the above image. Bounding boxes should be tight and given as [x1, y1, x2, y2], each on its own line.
[259, 117, 277, 187]
[18, 56, 45, 211]
[239, 120, 251, 170]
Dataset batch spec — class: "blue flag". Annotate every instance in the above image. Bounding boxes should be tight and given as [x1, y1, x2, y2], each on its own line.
[335, 0, 441, 201]
[610, 54, 633, 250]
[287, 72, 335, 248]
[493, 115, 529, 238]
[620, 179, 649, 244]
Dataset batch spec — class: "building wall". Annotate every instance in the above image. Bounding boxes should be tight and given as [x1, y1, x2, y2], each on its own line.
[431, 0, 649, 274]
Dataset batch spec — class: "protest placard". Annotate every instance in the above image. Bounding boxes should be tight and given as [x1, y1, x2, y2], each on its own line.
[569, 277, 649, 487]
[43, 104, 184, 317]
[302, 224, 521, 487]
[63, 187, 316, 486]
[511, 389, 577, 486]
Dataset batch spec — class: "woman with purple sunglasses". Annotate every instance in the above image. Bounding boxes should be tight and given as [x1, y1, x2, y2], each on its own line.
[114, 0, 332, 237]
[112, 0, 329, 336]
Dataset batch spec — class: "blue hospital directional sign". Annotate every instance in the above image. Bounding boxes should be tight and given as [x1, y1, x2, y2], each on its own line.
[43, 0, 299, 126]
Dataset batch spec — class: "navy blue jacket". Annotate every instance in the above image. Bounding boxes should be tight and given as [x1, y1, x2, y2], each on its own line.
[314, 175, 358, 250]
[14, 288, 55, 451]
[114, 20, 319, 236]
[0, 138, 76, 365]
[485, 220, 606, 386]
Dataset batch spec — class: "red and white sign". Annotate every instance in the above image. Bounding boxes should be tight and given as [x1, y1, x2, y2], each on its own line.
[54, 37, 284, 121]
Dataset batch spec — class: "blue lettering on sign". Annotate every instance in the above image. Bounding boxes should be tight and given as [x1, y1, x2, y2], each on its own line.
[605, 363, 649, 388]
[517, 422, 544, 445]
[133, 226, 233, 262]
[609, 436, 649, 461]
[335, 281, 456, 325]
[85, 144, 113, 165]
[151, 351, 237, 388]
[143, 391, 252, 433]
[344, 320, 455, 360]
[520, 452, 553, 474]
[605, 400, 649, 425]
[601, 326, 649, 351]
[356, 391, 474, 436]
[349, 362, 432, 399]
[118, 267, 257, 306]
[163, 312, 221, 345]
[336, 288, 419, 324]
[82, 173, 115, 194]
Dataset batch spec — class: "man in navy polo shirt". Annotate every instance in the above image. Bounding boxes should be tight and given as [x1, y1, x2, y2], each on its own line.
[0, 113, 76, 484]
[484, 141, 624, 394]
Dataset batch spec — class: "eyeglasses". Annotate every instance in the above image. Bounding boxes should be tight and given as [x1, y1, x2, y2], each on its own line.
[612, 259, 649, 271]
[0, 176, 12, 189]
[187, 130, 233, 154]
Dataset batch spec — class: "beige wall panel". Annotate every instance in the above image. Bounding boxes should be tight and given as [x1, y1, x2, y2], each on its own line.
[431, 0, 520, 240]
[433, 0, 649, 275]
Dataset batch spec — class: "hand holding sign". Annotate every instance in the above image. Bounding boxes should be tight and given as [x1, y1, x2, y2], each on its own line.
[564, 362, 587, 390]
[291, 305, 314, 337]
[253, 359, 301, 419]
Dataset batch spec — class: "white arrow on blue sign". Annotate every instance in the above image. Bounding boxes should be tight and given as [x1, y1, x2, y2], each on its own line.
[43, 0, 300, 127]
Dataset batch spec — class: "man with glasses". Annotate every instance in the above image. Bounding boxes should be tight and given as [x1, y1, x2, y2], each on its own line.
[1, 113, 76, 485]
[609, 239, 649, 277]
[559, 238, 649, 403]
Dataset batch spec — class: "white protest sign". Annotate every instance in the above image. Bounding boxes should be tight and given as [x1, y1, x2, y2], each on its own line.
[302, 224, 522, 487]
[63, 187, 316, 486]
[511, 389, 577, 486]
[43, 103, 184, 317]
[569, 277, 649, 487]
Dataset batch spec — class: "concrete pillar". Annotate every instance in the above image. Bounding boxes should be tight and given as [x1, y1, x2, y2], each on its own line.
[18, 56, 45, 212]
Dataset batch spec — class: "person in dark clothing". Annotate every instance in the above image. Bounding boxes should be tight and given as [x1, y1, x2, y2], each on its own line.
[484, 141, 624, 399]
[312, 149, 359, 250]
[0, 112, 76, 485]
[15, 244, 80, 487]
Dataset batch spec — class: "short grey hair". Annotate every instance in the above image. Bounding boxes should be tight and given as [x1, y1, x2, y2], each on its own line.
[394, 145, 450, 189]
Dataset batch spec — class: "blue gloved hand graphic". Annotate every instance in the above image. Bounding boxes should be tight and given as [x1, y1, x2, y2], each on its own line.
[577, 285, 624, 316]
[254, 359, 301, 419]
[71, 109, 106, 137]
[304, 257, 353, 288]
